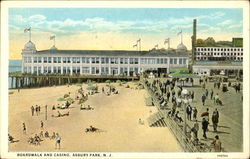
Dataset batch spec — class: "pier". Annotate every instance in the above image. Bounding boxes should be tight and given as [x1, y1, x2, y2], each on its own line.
[9, 72, 139, 89]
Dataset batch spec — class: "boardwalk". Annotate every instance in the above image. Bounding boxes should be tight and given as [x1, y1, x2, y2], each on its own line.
[144, 78, 243, 152]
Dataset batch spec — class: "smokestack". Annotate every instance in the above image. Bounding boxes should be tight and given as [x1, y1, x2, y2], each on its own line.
[192, 19, 197, 64]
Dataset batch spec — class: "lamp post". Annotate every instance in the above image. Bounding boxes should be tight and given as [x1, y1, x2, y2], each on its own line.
[181, 89, 189, 135]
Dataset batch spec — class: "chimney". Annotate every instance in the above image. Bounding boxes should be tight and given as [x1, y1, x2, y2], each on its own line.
[192, 19, 197, 64]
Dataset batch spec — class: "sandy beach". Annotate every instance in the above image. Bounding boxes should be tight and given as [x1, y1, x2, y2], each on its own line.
[8, 82, 182, 152]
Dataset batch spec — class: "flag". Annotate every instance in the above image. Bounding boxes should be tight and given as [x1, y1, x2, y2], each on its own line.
[24, 28, 30, 33]
[164, 38, 169, 44]
[133, 44, 138, 48]
[177, 30, 182, 36]
[137, 38, 141, 43]
[50, 35, 55, 40]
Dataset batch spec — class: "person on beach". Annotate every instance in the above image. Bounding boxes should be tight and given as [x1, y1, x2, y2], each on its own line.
[39, 131, 44, 138]
[212, 135, 222, 152]
[22, 123, 26, 134]
[35, 105, 38, 116]
[38, 105, 41, 115]
[34, 134, 41, 145]
[55, 133, 61, 149]
[31, 106, 34, 116]
[51, 132, 56, 139]
[45, 131, 49, 138]
[40, 121, 44, 129]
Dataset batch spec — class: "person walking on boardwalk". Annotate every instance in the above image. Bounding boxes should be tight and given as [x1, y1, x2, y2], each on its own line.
[201, 94, 206, 106]
[31, 106, 34, 116]
[192, 120, 199, 141]
[214, 93, 219, 105]
[186, 105, 192, 121]
[191, 91, 194, 101]
[205, 89, 208, 98]
[166, 91, 170, 102]
[193, 107, 198, 120]
[55, 133, 61, 149]
[202, 118, 209, 139]
[212, 135, 222, 152]
[210, 89, 214, 100]
[22, 123, 26, 134]
[212, 109, 219, 132]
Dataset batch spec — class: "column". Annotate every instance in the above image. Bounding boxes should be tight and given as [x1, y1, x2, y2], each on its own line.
[108, 58, 111, 75]
[167, 57, 170, 73]
[118, 58, 120, 75]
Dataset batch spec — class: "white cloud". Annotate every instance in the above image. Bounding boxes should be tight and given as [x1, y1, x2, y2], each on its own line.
[210, 12, 226, 19]
[217, 20, 233, 26]
[28, 15, 46, 22]
[10, 10, 238, 37]
[228, 24, 242, 29]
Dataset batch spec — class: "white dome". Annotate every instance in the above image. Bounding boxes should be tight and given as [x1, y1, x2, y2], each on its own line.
[50, 45, 57, 50]
[24, 41, 36, 51]
[177, 43, 187, 51]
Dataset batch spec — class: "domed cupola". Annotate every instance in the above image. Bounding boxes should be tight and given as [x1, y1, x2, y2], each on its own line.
[24, 41, 36, 51]
[50, 45, 57, 50]
[177, 43, 187, 51]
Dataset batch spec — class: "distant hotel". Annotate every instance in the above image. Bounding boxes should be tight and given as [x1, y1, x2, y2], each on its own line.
[21, 41, 189, 76]
[191, 19, 243, 77]
[192, 37, 243, 77]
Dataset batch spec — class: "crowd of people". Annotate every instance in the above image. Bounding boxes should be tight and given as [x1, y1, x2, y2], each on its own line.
[143, 76, 240, 152]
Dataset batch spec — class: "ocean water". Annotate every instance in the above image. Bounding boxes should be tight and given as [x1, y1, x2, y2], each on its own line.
[9, 60, 22, 88]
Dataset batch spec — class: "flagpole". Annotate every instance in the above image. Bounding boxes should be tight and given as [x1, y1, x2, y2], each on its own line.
[139, 40, 141, 51]
[168, 39, 170, 49]
[181, 30, 183, 44]
[54, 36, 56, 46]
[29, 27, 31, 42]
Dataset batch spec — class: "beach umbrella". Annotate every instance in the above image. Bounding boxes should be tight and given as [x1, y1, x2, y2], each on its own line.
[57, 97, 65, 102]
[57, 97, 73, 102]
[75, 83, 82, 87]
[86, 86, 96, 90]
[109, 85, 116, 89]
[65, 97, 73, 102]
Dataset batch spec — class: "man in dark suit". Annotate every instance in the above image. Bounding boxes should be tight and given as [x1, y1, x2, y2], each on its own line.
[186, 105, 192, 120]
[202, 118, 209, 139]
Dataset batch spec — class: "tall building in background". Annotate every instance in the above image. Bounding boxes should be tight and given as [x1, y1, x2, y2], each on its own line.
[192, 20, 243, 77]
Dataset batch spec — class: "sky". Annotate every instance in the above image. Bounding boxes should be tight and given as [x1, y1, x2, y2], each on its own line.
[9, 8, 243, 59]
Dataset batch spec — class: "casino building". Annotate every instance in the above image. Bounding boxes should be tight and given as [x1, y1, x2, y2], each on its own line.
[21, 41, 190, 76]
